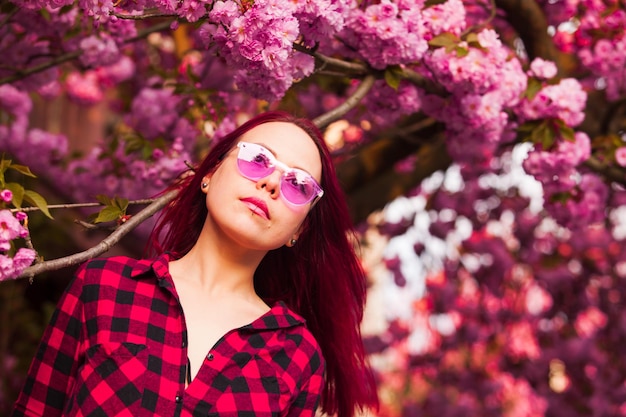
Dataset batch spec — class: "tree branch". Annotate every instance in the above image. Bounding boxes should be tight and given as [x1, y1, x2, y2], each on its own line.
[293, 43, 369, 76]
[313, 75, 376, 128]
[12, 198, 158, 213]
[17, 189, 178, 280]
[494, 0, 556, 62]
[295, 43, 443, 95]
[0, 51, 80, 86]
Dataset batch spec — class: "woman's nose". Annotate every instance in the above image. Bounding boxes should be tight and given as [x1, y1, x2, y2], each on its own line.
[256, 170, 281, 198]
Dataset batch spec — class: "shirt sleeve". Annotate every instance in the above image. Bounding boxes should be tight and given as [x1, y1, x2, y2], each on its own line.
[286, 348, 325, 417]
[11, 264, 87, 417]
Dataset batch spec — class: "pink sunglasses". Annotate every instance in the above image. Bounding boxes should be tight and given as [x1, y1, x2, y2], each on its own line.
[236, 142, 324, 206]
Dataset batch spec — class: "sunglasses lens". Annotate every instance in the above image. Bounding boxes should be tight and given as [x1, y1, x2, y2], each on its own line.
[237, 145, 274, 180]
[281, 171, 318, 205]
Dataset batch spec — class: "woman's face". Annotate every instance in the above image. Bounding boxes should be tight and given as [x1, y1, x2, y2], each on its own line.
[201, 121, 323, 252]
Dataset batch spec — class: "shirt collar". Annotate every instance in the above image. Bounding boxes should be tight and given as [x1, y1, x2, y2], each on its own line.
[129, 252, 171, 278]
[242, 301, 306, 331]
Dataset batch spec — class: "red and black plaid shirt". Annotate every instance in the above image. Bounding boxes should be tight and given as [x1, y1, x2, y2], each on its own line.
[12, 254, 325, 417]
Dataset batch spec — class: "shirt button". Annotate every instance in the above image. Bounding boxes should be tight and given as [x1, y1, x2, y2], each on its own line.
[207, 353, 214, 360]
[175, 395, 182, 403]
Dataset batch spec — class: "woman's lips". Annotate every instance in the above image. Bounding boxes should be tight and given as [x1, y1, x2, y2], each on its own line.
[241, 197, 270, 220]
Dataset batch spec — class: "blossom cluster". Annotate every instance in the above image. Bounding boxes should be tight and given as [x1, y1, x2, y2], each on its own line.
[515, 78, 587, 127]
[0, 208, 36, 282]
[369, 155, 626, 416]
[419, 29, 527, 171]
[542, 0, 626, 100]
[338, 0, 430, 69]
[522, 132, 608, 231]
[359, 80, 422, 127]
[197, 0, 346, 101]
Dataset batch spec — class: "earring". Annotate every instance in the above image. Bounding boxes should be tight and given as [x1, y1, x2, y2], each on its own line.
[201, 182, 208, 189]
[289, 238, 297, 246]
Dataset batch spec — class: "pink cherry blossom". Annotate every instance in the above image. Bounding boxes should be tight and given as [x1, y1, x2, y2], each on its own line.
[529, 57, 558, 79]
[0, 210, 26, 242]
[0, 248, 36, 281]
[615, 146, 626, 167]
[0, 190, 12, 203]
[574, 306, 608, 338]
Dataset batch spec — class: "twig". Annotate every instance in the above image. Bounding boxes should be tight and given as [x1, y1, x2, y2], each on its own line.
[11, 198, 157, 213]
[111, 10, 174, 20]
[313, 75, 376, 128]
[0, 51, 80, 86]
[401, 67, 446, 94]
[294, 42, 442, 95]
[125, 20, 175, 42]
[0, 6, 19, 28]
[293, 43, 369, 75]
[462, 0, 497, 36]
[74, 219, 120, 231]
[584, 156, 626, 186]
[600, 96, 626, 134]
[0, 19, 174, 86]
[17, 189, 178, 280]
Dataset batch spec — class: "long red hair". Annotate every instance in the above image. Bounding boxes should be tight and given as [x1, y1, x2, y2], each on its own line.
[149, 111, 378, 417]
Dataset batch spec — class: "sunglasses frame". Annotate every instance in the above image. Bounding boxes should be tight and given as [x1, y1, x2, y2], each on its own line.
[236, 141, 324, 206]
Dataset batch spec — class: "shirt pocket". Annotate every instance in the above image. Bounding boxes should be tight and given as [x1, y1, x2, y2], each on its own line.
[66, 342, 148, 417]
[208, 352, 288, 417]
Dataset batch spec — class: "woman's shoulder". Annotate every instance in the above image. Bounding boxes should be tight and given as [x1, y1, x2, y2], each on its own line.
[70, 255, 169, 302]
[76, 254, 167, 283]
[79, 255, 142, 274]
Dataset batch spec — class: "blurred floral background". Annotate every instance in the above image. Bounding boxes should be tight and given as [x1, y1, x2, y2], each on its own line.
[2, 0, 626, 415]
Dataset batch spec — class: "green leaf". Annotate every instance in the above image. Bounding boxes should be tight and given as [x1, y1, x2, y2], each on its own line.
[0, 158, 11, 173]
[8, 163, 37, 177]
[384, 66, 403, 91]
[517, 121, 540, 133]
[59, 4, 74, 14]
[4, 182, 25, 208]
[524, 78, 543, 101]
[559, 124, 576, 142]
[23, 190, 53, 219]
[455, 46, 469, 57]
[529, 121, 555, 150]
[40, 7, 51, 20]
[541, 125, 555, 149]
[112, 196, 129, 211]
[549, 191, 571, 204]
[96, 194, 112, 206]
[124, 136, 144, 154]
[428, 32, 459, 49]
[86, 212, 99, 223]
[141, 143, 153, 160]
[464, 33, 479, 44]
[94, 206, 123, 224]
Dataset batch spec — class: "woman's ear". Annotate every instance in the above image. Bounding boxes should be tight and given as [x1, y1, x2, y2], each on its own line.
[201, 176, 210, 193]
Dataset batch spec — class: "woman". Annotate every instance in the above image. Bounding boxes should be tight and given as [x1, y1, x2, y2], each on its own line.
[12, 111, 379, 417]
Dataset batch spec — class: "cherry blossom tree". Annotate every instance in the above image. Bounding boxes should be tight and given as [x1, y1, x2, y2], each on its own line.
[1, 0, 626, 415]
